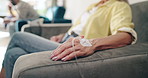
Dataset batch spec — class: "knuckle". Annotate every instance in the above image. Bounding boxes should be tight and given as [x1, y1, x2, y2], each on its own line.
[75, 39, 80, 43]
[72, 52, 77, 56]
[64, 49, 70, 53]
[64, 49, 72, 54]
[57, 54, 63, 59]
[84, 51, 92, 56]
[60, 45, 66, 49]
[67, 56, 73, 60]
[83, 52, 88, 56]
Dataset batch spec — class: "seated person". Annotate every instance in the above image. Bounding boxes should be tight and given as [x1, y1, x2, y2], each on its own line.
[4, 0, 39, 36]
[0, 0, 137, 78]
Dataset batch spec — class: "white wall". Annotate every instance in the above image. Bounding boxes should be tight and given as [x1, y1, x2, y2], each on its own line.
[65, 0, 148, 23]
[65, 0, 100, 22]
[129, 0, 147, 4]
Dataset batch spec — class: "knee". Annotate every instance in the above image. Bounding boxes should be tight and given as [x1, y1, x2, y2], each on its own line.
[3, 51, 17, 67]
[9, 25, 15, 30]
[4, 50, 18, 63]
[9, 25, 16, 36]
[11, 32, 25, 40]
[12, 32, 24, 37]
[3, 48, 26, 66]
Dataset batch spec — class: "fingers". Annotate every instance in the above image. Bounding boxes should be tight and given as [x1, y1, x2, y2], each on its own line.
[8, 2, 13, 8]
[61, 51, 86, 61]
[50, 37, 94, 61]
[51, 37, 79, 58]
[50, 42, 72, 59]
[51, 45, 85, 61]
[51, 47, 93, 61]
[51, 48, 74, 61]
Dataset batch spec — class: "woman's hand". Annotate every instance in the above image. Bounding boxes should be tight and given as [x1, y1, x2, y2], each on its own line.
[8, 2, 15, 17]
[50, 37, 96, 61]
[8, 3, 12, 11]
[50, 34, 65, 43]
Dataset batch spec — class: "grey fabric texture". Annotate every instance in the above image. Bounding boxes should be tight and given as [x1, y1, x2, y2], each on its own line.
[24, 26, 70, 39]
[13, 1, 148, 78]
[13, 43, 148, 78]
[131, 1, 148, 43]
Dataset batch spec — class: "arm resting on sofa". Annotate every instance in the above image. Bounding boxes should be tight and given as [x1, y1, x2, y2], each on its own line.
[12, 43, 148, 78]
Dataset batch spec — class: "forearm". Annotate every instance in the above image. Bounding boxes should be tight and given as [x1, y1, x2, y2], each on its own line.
[9, 9, 15, 17]
[92, 32, 132, 51]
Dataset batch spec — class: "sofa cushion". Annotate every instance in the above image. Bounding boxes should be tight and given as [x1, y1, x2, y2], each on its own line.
[131, 1, 148, 43]
[12, 43, 148, 78]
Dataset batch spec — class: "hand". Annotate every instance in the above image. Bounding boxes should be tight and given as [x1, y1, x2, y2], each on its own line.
[8, 2, 15, 17]
[3, 17, 17, 24]
[50, 37, 96, 61]
[8, 2, 13, 10]
[4, 19, 11, 24]
[50, 34, 65, 43]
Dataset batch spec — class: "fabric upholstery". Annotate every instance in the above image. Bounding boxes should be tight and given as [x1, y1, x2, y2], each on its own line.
[13, 43, 148, 78]
[15, 20, 28, 31]
[131, 1, 148, 43]
[46, 6, 65, 20]
[24, 26, 71, 39]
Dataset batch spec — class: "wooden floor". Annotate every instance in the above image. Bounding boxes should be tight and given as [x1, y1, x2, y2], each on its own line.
[0, 26, 10, 69]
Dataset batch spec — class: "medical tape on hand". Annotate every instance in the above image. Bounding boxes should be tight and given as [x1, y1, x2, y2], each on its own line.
[79, 38, 92, 47]
[72, 37, 92, 47]
[71, 38, 85, 78]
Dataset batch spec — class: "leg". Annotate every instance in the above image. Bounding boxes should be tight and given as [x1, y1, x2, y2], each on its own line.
[7, 32, 60, 53]
[2, 32, 60, 78]
[3, 48, 27, 78]
[8, 24, 15, 37]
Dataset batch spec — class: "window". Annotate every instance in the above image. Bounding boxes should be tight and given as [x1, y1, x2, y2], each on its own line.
[21, 0, 46, 16]
[22, 0, 53, 16]
[0, 0, 9, 16]
[0, 0, 66, 17]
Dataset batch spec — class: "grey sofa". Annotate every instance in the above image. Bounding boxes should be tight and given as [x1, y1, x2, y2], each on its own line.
[12, 1, 148, 78]
[21, 23, 71, 39]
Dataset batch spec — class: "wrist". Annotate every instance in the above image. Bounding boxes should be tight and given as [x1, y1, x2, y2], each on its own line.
[90, 38, 102, 51]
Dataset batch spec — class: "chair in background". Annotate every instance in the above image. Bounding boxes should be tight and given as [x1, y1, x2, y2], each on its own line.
[15, 6, 72, 32]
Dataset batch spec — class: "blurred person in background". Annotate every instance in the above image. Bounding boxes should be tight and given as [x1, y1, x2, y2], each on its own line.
[3, 0, 39, 36]
[0, 0, 137, 78]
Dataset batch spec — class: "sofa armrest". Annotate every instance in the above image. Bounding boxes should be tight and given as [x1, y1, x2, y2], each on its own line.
[21, 23, 72, 39]
[12, 43, 148, 78]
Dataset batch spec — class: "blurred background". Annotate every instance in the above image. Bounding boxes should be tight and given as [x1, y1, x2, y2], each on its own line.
[0, 0, 147, 23]
[0, 0, 147, 69]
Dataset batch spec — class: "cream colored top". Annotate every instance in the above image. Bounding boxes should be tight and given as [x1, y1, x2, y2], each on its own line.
[68, 0, 137, 44]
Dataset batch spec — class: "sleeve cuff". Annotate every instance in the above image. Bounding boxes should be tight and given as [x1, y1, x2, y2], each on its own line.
[118, 27, 137, 44]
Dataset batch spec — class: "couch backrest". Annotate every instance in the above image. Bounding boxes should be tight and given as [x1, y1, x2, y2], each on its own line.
[46, 6, 65, 20]
[131, 1, 148, 43]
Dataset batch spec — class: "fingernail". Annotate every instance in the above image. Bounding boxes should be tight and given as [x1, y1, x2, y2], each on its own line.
[61, 58, 66, 61]
[50, 54, 54, 59]
[52, 57, 58, 61]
